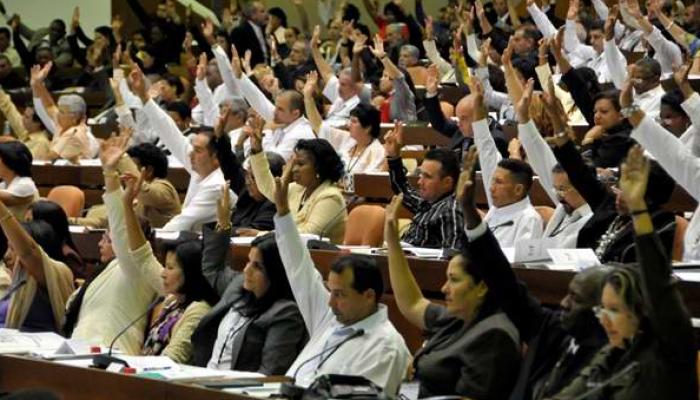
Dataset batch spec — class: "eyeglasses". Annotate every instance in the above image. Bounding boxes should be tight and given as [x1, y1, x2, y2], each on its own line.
[593, 305, 621, 321]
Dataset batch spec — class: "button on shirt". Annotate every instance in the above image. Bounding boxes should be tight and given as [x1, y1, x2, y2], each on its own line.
[274, 214, 410, 396]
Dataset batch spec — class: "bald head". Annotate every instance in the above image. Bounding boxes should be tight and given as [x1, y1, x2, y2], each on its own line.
[455, 94, 476, 137]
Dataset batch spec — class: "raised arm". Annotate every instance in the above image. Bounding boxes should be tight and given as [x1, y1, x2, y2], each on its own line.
[230, 46, 275, 122]
[247, 115, 277, 202]
[471, 79, 502, 209]
[384, 195, 430, 330]
[302, 71, 322, 135]
[620, 145, 695, 365]
[384, 121, 422, 214]
[0, 89, 28, 142]
[193, 53, 219, 126]
[310, 25, 335, 87]
[30, 62, 58, 134]
[0, 200, 47, 286]
[273, 158, 331, 336]
[527, 0, 557, 38]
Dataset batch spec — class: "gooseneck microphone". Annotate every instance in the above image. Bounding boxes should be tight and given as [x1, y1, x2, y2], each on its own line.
[92, 296, 164, 369]
[280, 329, 365, 399]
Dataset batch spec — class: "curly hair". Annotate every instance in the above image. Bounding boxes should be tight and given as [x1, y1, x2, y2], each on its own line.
[294, 139, 345, 183]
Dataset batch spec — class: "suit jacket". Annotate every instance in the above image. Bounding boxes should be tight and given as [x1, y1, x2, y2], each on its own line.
[190, 226, 308, 374]
[423, 94, 508, 157]
[230, 21, 268, 67]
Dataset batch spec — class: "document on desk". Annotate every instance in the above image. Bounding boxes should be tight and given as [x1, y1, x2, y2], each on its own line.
[546, 248, 601, 271]
[0, 329, 65, 354]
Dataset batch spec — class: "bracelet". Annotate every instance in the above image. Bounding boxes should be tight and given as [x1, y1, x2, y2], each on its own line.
[630, 209, 648, 216]
[103, 170, 119, 178]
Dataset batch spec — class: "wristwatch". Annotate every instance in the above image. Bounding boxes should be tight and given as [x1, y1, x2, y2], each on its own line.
[620, 104, 641, 118]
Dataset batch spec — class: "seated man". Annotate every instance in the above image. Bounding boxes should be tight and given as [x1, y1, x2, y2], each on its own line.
[128, 62, 235, 232]
[517, 81, 592, 248]
[273, 165, 410, 396]
[398, 44, 427, 86]
[457, 148, 608, 400]
[605, 56, 665, 119]
[472, 80, 543, 248]
[230, 47, 314, 161]
[385, 125, 466, 250]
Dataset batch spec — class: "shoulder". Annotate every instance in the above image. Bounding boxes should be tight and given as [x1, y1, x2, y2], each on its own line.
[260, 299, 303, 322]
[184, 301, 213, 318]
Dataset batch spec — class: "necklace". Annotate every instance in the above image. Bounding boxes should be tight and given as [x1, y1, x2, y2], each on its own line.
[594, 215, 630, 260]
[343, 141, 373, 192]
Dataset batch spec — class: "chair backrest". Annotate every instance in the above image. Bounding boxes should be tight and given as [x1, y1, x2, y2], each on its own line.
[47, 185, 85, 218]
[343, 204, 386, 247]
[672, 215, 689, 261]
[535, 206, 555, 228]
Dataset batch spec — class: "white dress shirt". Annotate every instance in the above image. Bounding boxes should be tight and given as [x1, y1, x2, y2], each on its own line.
[322, 76, 360, 127]
[143, 99, 236, 231]
[633, 85, 666, 120]
[193, 81, 234, 126]
[630, 110, 700, 261]
[235, 74, 315, 160]
[274, 213, 410, 395]
[527, 3, 557, 39]
[473, 118, 544, 247]
[518, 120, 592, 248]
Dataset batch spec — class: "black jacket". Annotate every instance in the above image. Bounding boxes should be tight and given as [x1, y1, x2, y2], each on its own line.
[230, 21, 268, 67]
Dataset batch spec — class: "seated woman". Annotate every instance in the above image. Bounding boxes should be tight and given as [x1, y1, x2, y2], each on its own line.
[0, 200, 73, 333]
[548, 146, 697, 399]
[0, 141, 39, 221]
[248, 115, 347, 243]
[29, 200, 86, 280]
[191, 185, 307, 373]
[30, 62, 98, 163]
[303, 73, 385, 190]
[384, 190, 521, 398]
[0, 88, 51, 160]
[118, 170, 218, 363]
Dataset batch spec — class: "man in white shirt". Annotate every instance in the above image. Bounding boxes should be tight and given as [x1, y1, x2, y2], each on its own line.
[472, 80, 543, 248]
[273, 168, 410, 395]
[606, 57, 665, 119]
[128, 63, 235, 232]
[230, 48, 315, 161]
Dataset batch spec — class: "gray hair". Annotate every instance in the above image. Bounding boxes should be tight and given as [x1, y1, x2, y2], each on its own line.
[57, 95, 87, 117]
[401, 45, 420, 60]
[227, 98, 249, 120]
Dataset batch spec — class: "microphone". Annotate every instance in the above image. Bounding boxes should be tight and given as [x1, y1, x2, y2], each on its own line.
[92, 296, 164, 369]
[0, 279, 27, 303]
[280, 329, 365, 399]
[571, 361, 639, 400]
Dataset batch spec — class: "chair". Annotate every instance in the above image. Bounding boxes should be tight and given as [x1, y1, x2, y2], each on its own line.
[535, 206, 555, 228]
[672, 215, 689, 261]
[343, 204, 386, 247]
[47, 186, 85, 218]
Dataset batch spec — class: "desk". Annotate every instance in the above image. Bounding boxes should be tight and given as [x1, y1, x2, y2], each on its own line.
[352, 173, 698, 213]
[0, 355, 259, 400]
[378, 124, 452, 147]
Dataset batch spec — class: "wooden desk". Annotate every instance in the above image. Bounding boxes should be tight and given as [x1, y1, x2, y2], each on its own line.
[0, 355, 258, 400]
[379, 124, 452, 147]
[352, 173, 698, 213]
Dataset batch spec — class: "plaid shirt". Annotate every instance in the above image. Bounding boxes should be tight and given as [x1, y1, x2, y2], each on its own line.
[388, 157, 465, 250]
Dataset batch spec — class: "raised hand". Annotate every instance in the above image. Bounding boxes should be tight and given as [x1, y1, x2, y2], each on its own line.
[230, 45, 243, 79]
[303, 71, 318, 97]
[515, 78, 535, 124]
[383, 120, 404, 158]
[99, 127, 132, 171]
[216, 181, 232, 229]
[352, 31, 367, 55]
[605, 5, 619, 40]
[71, 6, 80, 31]
[502, 37, 514, 66]
[552, 26, 565, 55]
[242, 49, 253, 74]
[425, 64, 439, 95]
[201, 18, 215, 44]
[566, 0, 579, 20]
[111, 14, 123, 35]
[537, 37, 549, 66]
[248, 113, 265, 154]
[273, 156, 294, 216]
[619, 144, 649, 211]
[383, 193, 404, 241]
[369, 34, 386, 59]
[456, 146, 479, 212]
[127, 61, 148, 101]
[673, 61, 694, 98]
[195, 52, 207, 81]
[30, 61, 52, 86]
[214, 105, 232, 138]
[311, 25, 321, 49]
[478, 37, 491, 68]
[424, 16, 434, 40]
[620, 71, 634, 109]
[472, 78, 488, 122]
[121, 170, 145, 206]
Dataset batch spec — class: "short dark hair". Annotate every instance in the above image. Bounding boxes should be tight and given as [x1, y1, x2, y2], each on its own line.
[127, 143, 169, 179]
[0, 27, 10, 38]
[424, 148, 460, 186]
[165, 101, 191, 121]
[330, 254, 384, 304]
[635, 57, 662, 80]
[283, 90, 305, 115]
[593, 89, 622, 111]
[30, 200, 78, 255]
[349, 103, 381, 139]
[160, 239, 219, 306]
[235, 233, 296, 316]
[22, 220, 64, 263]
[575, 67, 602, 96]
[163, 74, 185, 95]
[266, 151, 286, 177]
[511, 55, 539, 87]
[517, 24, 541, 42]
[497, 158, 534, 194]
[268, 7, 287, 27]
[295, 139, 345, 183]
[0, 141, 32, 177]
[661, 89, 687, 117]
[588, 19, 605, 33]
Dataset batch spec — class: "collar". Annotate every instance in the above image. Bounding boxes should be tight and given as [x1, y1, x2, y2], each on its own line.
[485, 196, 532, 226]
[278, 116, 309, 133]
[635, 84, 664, 100]
[331, 304, 389, 335]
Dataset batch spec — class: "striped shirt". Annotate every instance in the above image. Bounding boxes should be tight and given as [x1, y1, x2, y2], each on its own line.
[388, 157, 465, 250]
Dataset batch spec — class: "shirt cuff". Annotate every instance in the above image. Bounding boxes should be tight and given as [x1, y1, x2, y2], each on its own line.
[465, 221, 488, 241]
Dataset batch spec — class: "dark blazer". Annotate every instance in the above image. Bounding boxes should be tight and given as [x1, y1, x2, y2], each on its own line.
[553, 141, 675, 263]
[230, 21, 268, 67]
[466, 226, 606, 400]
[231, 189, 277, 232]
[190, 226, 308, 374]
[423, 94, 508, 158]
